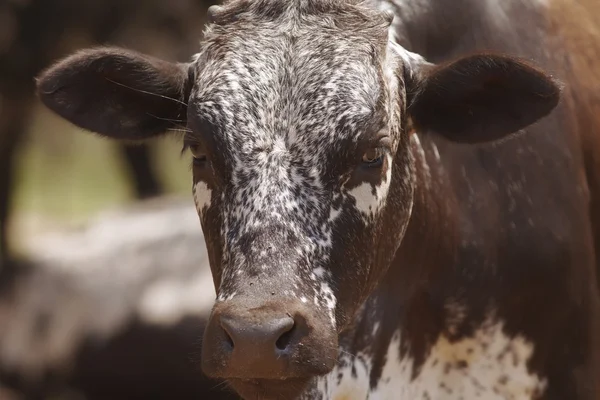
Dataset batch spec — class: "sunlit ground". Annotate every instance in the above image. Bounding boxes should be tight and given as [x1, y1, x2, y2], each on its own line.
[10, 103, 193, 254]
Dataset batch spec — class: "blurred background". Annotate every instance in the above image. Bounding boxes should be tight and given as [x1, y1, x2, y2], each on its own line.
[0, 0, 242, 399]
[2, 0, 215, 257]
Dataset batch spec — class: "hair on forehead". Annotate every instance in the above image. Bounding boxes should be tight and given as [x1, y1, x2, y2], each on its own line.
[187, 0, 394, 144]
[208, 0, 393, 32]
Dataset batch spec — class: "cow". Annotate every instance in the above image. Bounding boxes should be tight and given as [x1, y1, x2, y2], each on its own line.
[33, 0, 600, 399]
[0, 198, 239, 399]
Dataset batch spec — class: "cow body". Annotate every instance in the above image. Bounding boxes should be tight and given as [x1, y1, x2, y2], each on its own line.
[34, 0, 600, 399]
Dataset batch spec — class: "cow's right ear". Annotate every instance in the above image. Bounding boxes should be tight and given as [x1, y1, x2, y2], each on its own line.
[36, 47, 193, 141]
[404, 54, 560, 144]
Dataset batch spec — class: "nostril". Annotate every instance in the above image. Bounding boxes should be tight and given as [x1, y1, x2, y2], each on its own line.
[223, 328, 235, 350]
[275, 324, 295, 351]
[220, 318, 236, 350]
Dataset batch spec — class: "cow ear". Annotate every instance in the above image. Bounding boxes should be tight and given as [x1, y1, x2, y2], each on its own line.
[36, 47, 193, 141]
[406, 54, 561, 143]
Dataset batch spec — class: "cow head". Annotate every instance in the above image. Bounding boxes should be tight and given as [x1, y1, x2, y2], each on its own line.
[36, 1, 560, 399]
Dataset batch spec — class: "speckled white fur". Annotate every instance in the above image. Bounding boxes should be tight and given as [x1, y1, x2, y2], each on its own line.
[189, 0, 409, 325]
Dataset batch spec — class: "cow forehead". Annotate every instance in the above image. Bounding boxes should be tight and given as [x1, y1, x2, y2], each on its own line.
[190, 33, 387, 150]
[188, 1, 395, 149]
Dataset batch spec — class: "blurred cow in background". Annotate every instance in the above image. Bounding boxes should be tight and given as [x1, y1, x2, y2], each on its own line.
[0, 0, 217, 271]
[0, 198, 239, 399]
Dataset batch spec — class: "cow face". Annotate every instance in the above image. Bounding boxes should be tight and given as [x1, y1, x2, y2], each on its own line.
[36, 1, 560, 399]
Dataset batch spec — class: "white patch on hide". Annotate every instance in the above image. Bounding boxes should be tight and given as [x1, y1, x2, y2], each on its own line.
[329, 207, 341, 222]
[347, 154, 393, 218]
[348, 182, 378, 215]
[311, 318, 546, 400]
[193, 181, 211, 215]
[370, 321, 547, 399]
[329, 353, 371, 400]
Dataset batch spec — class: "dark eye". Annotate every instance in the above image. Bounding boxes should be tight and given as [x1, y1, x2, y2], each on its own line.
[362, 148, 385, 168]
[189, 144, 207, 165]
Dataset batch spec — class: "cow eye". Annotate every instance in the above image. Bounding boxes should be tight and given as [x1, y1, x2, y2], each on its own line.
[188, 144, 207, 165]
[362, 148, 384, 167]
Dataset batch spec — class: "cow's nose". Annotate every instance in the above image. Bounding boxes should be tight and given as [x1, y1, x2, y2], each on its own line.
[220, 314, 296, 355]
[201, 299, 336, 380]
[211, 310, 305, 377]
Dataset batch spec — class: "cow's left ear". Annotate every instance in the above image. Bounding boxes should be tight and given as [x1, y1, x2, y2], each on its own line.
[36, 47, 193, 141]
[406, 54, 561, 143]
